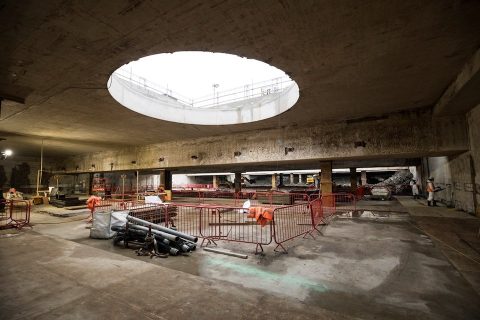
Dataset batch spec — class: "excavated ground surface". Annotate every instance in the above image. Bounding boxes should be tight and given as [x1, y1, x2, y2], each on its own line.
[0, 197, 479, 319]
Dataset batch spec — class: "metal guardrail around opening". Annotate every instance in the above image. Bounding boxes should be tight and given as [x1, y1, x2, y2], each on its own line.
[113, 68, 294, 110]
[171, 190, 311, 207]
[0, 200, 32, 230]
[93, 193, 355, 253]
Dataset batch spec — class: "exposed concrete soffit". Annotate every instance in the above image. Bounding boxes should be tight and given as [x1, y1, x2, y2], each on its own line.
[434, 48, 480, 116]
[57, 111, 468, 173]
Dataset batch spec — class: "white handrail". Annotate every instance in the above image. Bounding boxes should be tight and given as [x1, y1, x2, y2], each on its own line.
[112, 69, 293, 109]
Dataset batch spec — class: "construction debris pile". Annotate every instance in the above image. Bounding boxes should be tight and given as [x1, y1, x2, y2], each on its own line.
[376, 170, 413, 194]
[112, 214, 197, 258]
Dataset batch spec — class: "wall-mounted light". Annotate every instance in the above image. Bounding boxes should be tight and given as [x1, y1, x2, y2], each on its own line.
[75, 165, 79, 171]
[285, 147, 294, 155]
[233, 151, 242, 157]
[91, 164, 96, 168]
[131, 160, 137, 164]
[110, 162, 114, 170]
[158, 157, 164, 162]
[191, 155, 198, 160]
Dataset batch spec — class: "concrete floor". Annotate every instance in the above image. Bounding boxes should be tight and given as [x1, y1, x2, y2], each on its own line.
[1, 197, 479, 319]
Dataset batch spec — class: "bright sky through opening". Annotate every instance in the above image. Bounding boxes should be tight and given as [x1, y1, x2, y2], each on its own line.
[120, 51, 289, 99]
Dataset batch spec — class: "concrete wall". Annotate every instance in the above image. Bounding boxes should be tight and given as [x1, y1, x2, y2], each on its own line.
[0, 156, 56, 193]
[467, 103, 480, 215]
[426, 156, 454, 207]
[426, 154, 475, 213]
[109, 74, 300, 125]
[424, 103, 480, 215]
[60, 110, 467, 173]
[449, 153, 475, 213]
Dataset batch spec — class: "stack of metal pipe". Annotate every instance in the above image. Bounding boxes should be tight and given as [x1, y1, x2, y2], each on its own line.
[112, 215, 197, 257]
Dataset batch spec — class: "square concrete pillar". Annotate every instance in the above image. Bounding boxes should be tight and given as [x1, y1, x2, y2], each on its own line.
[234, 172, 242, 193]
[320, 161, 333, 194]
[271, 174, 277, 190]
[278, 173, 284, 188]
[160, 170, 172, 190]
[320, 161, 333, 207]
[159, 169, 172, 189]
[361, 171, 367, 185]
[315, 172, 320, 188]
[213, 175, 218, 189]
[159, 170, 165, 187]
[290, 173, 294, 185]
[350, 168, 357, 192]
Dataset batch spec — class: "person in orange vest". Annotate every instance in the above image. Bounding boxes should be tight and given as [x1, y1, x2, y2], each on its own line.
[86, 195, 101, 223]
[426, 177, 435, 206]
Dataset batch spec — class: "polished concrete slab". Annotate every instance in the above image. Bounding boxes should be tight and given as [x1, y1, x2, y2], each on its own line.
[1, 198, 479, 319]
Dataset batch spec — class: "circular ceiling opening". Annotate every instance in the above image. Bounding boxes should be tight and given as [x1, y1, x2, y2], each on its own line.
[108, 51, 299, 125]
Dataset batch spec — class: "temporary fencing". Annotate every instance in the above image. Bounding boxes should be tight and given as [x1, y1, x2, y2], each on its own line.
[172, 190, 202, 203]
[200, 205, 273, 253]
[95, 193, 351, 253]
[321, 193, 356, 214]
[167, 204, 202, 239]
[199, 191, 239, 204]
[0, 199, 32, 230]
[94, 198, 140, 212]
[171, 190, 311, 207]
[272, 202, 314, 253]
[104, 193, 137, 199]
[309, 197, 327, 233]
[104, 201, 317, 253]
[128, 204, 172, 225]
[355, 186, 369, 201]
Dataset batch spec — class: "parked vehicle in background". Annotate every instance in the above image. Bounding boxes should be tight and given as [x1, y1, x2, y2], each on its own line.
[370, 186, 392, 200]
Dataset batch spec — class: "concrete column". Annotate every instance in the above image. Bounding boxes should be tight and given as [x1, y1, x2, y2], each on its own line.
[320, 161, 333, 194]
[164, 170, 172, 190]
[289, 173, 294, 185]
[159, 170, 165, 186]
[350, 168, 357, 192]
[298, 174, 303, 184]
[234, 172, 242, 193]
[88, 173, 93, 195]
[271, 174, 277, 190]
[320, 161, 334, 207]
[278, 173, 284, 188]
[213, 175, 218, 189]
[415, 165, 422, 194]
[361, 171, 367, 186]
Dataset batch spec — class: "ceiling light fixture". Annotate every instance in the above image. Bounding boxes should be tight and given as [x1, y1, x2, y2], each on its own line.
[1, 149, 13, 160]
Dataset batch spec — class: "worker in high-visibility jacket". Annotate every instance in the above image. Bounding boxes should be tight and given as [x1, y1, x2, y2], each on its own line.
[410, 179, 420, 199]
[426, 177, 435, 206]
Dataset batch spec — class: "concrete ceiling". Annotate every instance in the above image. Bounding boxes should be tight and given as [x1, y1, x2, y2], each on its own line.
[1, 0, 480, 157]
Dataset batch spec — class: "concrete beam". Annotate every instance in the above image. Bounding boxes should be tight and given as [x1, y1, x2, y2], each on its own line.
[434, 48, 480, 116]
[59, 110, 467, 174]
